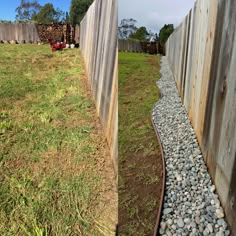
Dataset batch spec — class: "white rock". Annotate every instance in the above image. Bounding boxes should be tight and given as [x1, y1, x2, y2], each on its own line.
[184, 218, 191, 225]
[207, 223, 213, 233]
[216, 209, 224, 218]
[176, 173, 182, 181]
[216, 231, 224, 236]
[210, 185, 216, 192]
[160, 222, 167, 231]
[166, 230, 172, 236]
[167, 219, 173, 225]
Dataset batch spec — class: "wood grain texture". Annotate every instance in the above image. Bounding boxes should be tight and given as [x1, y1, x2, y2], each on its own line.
[80, 0, 118, 173]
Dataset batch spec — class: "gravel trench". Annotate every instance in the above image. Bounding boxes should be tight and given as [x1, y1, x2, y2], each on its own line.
[152, 57, 230, 236]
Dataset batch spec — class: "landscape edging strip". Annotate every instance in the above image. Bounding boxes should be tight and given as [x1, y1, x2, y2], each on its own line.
[151, 115, 166, 236]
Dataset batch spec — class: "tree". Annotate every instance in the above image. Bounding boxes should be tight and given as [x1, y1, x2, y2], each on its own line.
[15, 0, 41, 21]
[65, 12, 70, 23]
[32, 3, 65, 23]
[159, 24, 174, 47]
[70, 0, 94, 26]
[155, 33, 159, 42]
[118, 18, 137, 39]
[129, 26, 149, 41]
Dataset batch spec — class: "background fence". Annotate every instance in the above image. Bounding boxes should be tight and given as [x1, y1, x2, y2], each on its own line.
[0, 23, 40, 42]
[0, 23, 78, 43]
[80, 0, 118, 173]
[118, 39, 143, 52]
[118, 39, 158, 54]
[166, 0, 236, 233]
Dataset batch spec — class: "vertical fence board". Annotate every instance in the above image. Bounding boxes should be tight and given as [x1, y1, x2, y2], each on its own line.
[197, 0, 218, 145]
[80, 0, 118, 173]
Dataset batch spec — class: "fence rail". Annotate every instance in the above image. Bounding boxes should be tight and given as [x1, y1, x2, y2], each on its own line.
[80, 0, 118, 173]
[166, 0, 236, 233]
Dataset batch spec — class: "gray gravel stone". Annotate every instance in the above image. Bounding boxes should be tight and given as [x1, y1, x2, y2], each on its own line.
[160, 222, 167, 231]
[207, 223, 213, 233]
[153, 57, 230, 235]
[163, 208, 172, 215]
[177, 218, 184, 228]
[216, 232, 224, 236]
[184, 218, 191, 225]
[195, 216, 200, 225]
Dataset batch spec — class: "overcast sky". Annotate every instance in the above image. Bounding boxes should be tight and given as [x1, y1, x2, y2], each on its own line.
[119, 0, 196, 33]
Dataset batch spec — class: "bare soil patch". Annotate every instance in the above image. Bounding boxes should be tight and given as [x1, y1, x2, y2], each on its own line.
[118, 52, 163, 235]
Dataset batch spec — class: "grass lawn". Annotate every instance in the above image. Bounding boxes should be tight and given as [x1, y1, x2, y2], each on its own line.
[0, 44, 117, 236]
[118, 52, 163, 235]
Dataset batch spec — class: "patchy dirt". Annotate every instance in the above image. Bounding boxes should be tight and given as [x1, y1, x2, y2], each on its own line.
[118, 52, 163, 236]
[119, 149, 163, 235]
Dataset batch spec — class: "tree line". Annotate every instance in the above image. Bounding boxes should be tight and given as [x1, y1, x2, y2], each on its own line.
[118, 18, 174, 47]
[1, 1, 174, 47]
[0, 0, 93, 26]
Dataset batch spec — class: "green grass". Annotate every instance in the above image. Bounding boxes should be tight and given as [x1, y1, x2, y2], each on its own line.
[0, 44, 115, 236]
[118, 52, 163, 235]
[119, 53, 161, 155]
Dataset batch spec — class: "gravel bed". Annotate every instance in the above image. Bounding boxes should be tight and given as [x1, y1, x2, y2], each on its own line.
[152, 57, 230, 236]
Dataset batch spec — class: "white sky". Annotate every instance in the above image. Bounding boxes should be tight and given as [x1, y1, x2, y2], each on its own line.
[118, 0, 196, 33]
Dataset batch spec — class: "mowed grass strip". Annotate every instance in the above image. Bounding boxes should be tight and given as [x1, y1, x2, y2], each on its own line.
[0, 44, 116, 236]
[118, 52, 163, 236]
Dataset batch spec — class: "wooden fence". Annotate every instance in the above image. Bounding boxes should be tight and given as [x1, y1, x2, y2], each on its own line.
[118, 39, 158, 54]
[118, 39, 143, 52]
[166, 0, 236, 233]
[80, 0, 118, 173]
[0, 23, 78, 43]
[0, 23, 40, 43]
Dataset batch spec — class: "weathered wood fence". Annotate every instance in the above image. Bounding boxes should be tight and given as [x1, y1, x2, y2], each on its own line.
[118, 39, 143, 52]
[80, 0, 118, 173]
[0, 23, 40, 43]
[166, 0, 236, 233]
[0, 23, 79, 43]
[118, 39, 158, 54]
